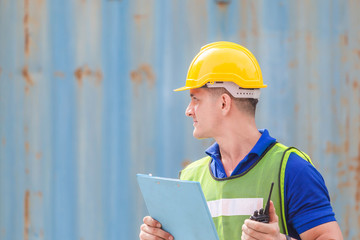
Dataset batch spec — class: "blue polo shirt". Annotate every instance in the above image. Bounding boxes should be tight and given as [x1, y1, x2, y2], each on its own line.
[206, 129, 336, 239]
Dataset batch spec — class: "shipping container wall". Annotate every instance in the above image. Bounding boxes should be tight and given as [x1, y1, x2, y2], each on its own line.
[0, 0, 359, 239]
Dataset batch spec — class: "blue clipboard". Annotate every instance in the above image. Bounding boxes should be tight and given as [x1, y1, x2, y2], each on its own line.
[137, 174, 219, 240]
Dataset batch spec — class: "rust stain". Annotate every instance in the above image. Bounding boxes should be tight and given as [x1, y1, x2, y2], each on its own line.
[84, 67, 92, 76]
[325, 141, 349, 154]
[24, 190, 30, 240]
[346, 73, 350, 85]
[140, 64, 155, 86]
[239, 0, 247, 40]
[74, 67, 83, 86]
[337, 169, 347, 178]
[54, 71, 65, 78]
[216, 0, 230, 8]
[25, 86, 30, 95]
[294, 104, 299, 113]
[337, 181, 351, 188]
[307, 83, 317, 90]
[40, 229, 44, 238]
[0, 67, 2, 76]
[181, 159, 192, 168]
[239, 31, 247, 40]
[37, 191, 43, 198]
[22, 66, 34, 86]
[353, 79, 359, 89]
[355, 126, 360, 214]
[134, 14, 147, 25]
[288, 60, 298, 68]
[74, 65, 100, 86]
[341, 97, 349, 107]
[358, 215, 360, 239]
[250, 1, 258, 37]
[130, 64, 156, 87]
[354, 49, 360, 59]
[306, 32, 312, 51]
[25, 168, 29, 174]
[337, 160, 343, 168]
[337, 163, 357, 178]
[331, 88, 336, 96]
[130, 70, 142, 85]
[339, 34, 348, 46]
[348, 165, 357, 171]
[343, 206, 349, 238]
[341, 55, 347, 63]
[24, 0, 30, 56]
[95, 69, 103, 85]
[36, 152, 42, 160]
[25, 141, 30, 154]
[36, 0, 45, 5]
[2, 138, 5, 146]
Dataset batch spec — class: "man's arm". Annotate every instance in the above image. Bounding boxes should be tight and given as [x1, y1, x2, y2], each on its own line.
[241, 201, 343, 240]
[300, 221, 343, 240]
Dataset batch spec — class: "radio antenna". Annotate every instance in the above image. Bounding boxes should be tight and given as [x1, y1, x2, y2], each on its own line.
[264, 182, 274, 215]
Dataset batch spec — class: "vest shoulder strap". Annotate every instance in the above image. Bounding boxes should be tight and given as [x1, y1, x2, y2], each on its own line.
[179, 156, 211, 180]
[278, 145, 314, 235]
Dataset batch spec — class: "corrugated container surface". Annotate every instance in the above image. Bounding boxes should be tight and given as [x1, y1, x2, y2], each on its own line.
[0, 0, 359, 239]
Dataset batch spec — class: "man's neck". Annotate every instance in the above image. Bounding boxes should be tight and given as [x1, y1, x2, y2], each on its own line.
[215, 124, 261, 177]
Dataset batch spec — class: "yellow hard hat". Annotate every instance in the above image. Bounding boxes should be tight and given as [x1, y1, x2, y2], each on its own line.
[174, 41, 267, 92]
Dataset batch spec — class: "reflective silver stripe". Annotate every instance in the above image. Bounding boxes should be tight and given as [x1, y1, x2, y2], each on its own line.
[207, 198, 263, 218]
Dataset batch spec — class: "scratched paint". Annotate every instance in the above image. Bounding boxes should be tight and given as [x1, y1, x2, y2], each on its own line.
[0, 0, 359, 239]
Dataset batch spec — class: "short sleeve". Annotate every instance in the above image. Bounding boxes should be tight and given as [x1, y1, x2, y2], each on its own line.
[284, 153, 336, 237]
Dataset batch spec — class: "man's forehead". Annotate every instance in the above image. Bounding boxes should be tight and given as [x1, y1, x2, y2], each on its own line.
[189, 88, 206, 97]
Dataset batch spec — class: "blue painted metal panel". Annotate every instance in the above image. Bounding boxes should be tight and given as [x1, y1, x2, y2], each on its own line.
[0, 0, 359, 239]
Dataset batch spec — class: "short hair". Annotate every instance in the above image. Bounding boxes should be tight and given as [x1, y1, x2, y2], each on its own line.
[206, 87, 258, 116]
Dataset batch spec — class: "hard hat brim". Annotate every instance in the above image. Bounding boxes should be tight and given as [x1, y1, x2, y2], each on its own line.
[173, 86, 196, 92]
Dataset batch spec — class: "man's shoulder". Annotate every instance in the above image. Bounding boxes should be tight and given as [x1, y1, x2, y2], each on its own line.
[179, 156, 211, 180]
[183, 156, 211, 171]
[272, 142, 313, 165]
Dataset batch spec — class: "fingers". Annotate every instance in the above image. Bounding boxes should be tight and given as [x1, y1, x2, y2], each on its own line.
[242, 219, 281, 240]
[139, 216, 174, 240]
[241, 221, 263, 240]
[143, 216, 162, 228]
[243, 219, 268, 235]
[268, 201, 279, 223]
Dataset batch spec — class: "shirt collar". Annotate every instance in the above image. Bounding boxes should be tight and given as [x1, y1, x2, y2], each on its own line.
[205, 129, 276, 159]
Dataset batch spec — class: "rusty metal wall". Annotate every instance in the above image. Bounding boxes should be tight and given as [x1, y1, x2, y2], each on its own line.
[0, 0, 359, 239]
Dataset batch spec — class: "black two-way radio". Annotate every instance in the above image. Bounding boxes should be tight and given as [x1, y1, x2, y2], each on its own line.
[249, 182, 274, 223]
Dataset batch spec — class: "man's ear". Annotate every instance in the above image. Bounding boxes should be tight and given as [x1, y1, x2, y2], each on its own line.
[220, 93, 232, 114]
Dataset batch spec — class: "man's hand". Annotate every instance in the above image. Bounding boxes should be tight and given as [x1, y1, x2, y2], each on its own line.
[242, 201, 287, 240]
[139, 216, 174, 240]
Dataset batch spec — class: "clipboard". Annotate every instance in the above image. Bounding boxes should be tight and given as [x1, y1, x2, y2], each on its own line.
[137, 174, 219, 240]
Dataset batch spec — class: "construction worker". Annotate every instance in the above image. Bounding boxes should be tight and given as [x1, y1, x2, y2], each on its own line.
[139, 41, 343, 240]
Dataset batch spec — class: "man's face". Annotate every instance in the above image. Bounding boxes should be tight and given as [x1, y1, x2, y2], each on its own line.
[185, 88, 221, 139]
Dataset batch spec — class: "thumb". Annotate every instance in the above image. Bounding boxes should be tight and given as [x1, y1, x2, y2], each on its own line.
[269, 200, 279, 223]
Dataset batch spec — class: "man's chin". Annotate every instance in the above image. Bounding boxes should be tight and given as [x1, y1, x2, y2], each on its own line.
[193, 130, 209, 139]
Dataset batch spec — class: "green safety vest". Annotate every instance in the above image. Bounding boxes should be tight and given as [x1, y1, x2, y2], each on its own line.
[180, 142, 313, 240]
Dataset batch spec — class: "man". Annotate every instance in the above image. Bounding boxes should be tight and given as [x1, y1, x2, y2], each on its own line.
[139, 41, 343, 240]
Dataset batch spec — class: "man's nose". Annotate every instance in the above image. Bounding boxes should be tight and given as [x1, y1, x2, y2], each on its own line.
[185, 103, 192, 117]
